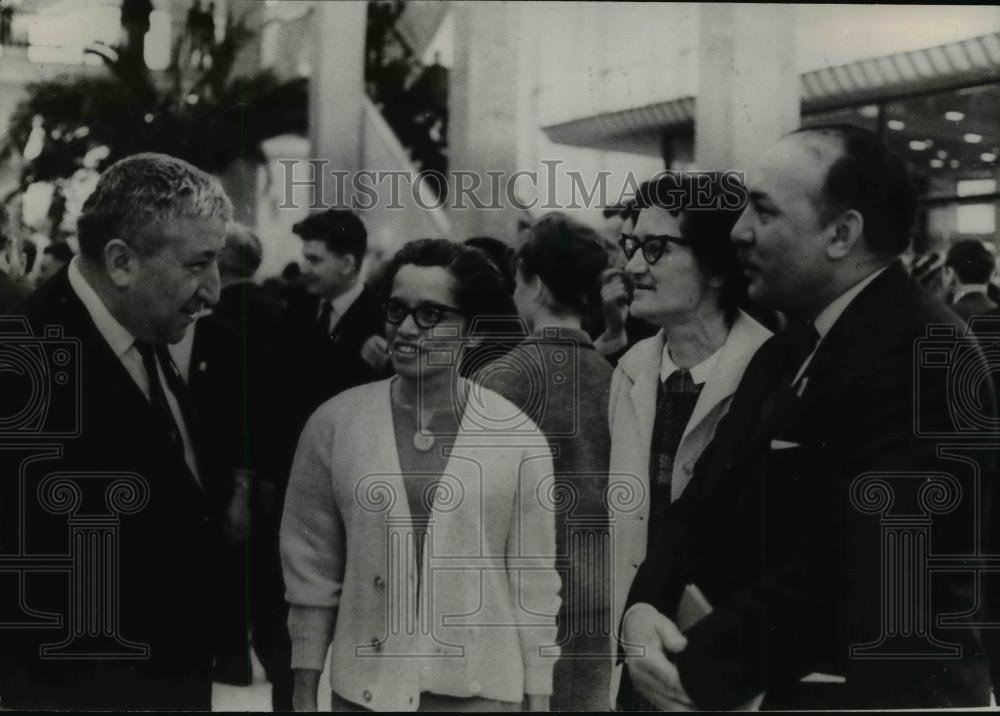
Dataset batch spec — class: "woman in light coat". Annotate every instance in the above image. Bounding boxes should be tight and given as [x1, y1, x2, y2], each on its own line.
[608, 173, 771, 708]
[281, 239, 561, 712]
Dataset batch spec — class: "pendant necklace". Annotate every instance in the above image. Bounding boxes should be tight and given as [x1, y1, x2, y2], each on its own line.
[392, 378, 440, 453]
[412, 404, 438, 453]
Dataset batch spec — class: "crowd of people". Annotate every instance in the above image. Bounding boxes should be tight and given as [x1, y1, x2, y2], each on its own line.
[1, 123, 999, 712]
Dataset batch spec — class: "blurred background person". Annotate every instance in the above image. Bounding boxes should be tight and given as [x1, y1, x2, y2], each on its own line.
[477, 213, 614, 711]
[284, 209, 389, 432]
[34, 241, 75, 288]
[607, 173, 771, 709]
[195, 221, 294, 709]
[281, 238, 560, 712]
[943, 238, 1000, 322]
[0, 234, 32, 313]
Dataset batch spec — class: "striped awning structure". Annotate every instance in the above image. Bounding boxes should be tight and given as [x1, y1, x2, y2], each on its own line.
[543, 32, 1000, 150]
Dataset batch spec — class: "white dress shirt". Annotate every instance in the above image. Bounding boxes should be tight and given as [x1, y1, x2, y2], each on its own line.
[68, 258, 201, 484]
[659, 342, 722, 385]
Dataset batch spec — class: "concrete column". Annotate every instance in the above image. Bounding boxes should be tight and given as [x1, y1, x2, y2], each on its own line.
[448, 2, 521, 243]
[695, 4, 799, 172]
[310, 0, 366, 207]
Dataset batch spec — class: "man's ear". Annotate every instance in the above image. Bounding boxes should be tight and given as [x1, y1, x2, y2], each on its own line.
[824, 209, 864, 260]
[104, 239, 138, 288]
[341, 253, 360, 275]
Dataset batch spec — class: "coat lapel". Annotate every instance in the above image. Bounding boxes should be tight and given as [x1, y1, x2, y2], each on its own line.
[621, 330, 666, 460]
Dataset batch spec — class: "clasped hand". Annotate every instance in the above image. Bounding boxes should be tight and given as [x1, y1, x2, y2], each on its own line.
[622, 604, 694, 711]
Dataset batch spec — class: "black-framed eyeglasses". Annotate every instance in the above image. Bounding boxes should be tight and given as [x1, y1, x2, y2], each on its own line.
[385, 298, 464, 329]
[620, 232, 691, 266]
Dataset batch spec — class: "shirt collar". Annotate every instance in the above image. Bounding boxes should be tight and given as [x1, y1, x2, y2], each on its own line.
[953, 284, 989, 304]
[660, 341, 721, 385]
[327, 281, 365, 316]
[813, 265, 888, 340]
[67, 256, 138, 358]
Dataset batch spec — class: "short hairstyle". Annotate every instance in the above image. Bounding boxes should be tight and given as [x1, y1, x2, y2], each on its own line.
[517, 213, 609, 335]
[219, 222, 263, 279]
[946, 239, 995, 285]
[381, 238, 517, 337]
[635, 172, 748, 323]
[792, 124, 917, 257]
[77, 152, 233, 259]
[43, 241, 75, 264]
[292, 209, 367, 270]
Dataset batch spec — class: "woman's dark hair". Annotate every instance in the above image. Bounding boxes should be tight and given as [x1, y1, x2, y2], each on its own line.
[382, 238, 517, 337]
[516, 213, 609, 337]
[635, 171, 747, 324]
[463, 236, 515, 294]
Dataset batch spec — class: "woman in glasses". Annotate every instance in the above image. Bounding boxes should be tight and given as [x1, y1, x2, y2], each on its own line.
[474, 213, 614, 711]
[280, 238, 561, 712]
[609, 172, 771, 709]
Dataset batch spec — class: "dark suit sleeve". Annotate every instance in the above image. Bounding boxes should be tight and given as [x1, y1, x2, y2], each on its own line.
[653, 328, 993, 708]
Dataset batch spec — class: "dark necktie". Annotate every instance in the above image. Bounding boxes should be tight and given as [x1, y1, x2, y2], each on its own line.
[134, 340, 200, 482]
[317, 300, 333, 337]
[760, 321, 820, 424]
[647, 369, 702, 538]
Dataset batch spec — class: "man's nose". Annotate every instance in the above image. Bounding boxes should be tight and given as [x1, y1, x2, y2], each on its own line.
[731, 209, 752, 244]
[201, 261, 222, 305]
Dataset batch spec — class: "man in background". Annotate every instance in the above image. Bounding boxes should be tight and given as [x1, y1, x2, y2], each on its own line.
[944, 238, 1000, 322]
[285, 209, 387, 422]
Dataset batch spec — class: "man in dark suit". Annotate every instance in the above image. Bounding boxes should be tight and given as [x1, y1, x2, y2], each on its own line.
[0, 152, 232, 709]
[621, 125, 997, 709]
[201, 221, 294, 709]
[945, 239, 1000, 323]
[285, 209, 388, 422]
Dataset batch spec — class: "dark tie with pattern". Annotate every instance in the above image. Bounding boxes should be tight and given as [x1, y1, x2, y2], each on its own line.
[647, 369, 703, 538]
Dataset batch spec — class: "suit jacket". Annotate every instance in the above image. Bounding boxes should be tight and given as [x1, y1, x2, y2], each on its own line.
[952, 290, 1000, 323]
[0, 267, 216, 709]
[607, 310, 771, 703]
[625, 261, 997, 709]
[284, 285, 388, 428]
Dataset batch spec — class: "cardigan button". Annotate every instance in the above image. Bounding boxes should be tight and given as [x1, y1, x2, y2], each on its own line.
[363, 690, 372, 702]
[371, 637, 382, 652]
[373, 575, 384, 588]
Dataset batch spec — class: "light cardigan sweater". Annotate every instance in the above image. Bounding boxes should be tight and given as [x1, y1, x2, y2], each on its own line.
[280, 379, 562, 711]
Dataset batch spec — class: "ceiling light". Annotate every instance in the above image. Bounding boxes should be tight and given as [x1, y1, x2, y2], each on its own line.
[936, 150, 948, 159]
[982, 153, 998, 163]
[909, 140, 929, 151]
[887, 119, 906, 131]
[964, 133, 983, 144]
[950, 159, 960, 169]
[930, 159, 944, 168]
[858, 105, 879, 118]
[945, 111, 965, 121]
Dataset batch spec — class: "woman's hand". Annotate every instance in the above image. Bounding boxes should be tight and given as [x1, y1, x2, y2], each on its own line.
[526, 694, 550, 711]
[292, 668, 321, 712]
